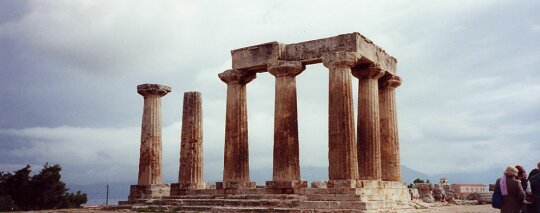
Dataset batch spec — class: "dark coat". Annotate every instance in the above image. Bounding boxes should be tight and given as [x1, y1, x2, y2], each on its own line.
[496, 176, 525, 213]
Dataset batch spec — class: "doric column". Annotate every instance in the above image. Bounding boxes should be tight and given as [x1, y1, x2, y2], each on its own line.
[265, 60, 307, 192]
[218, 69, 256, 192]
[322, 52, 359, 185]
[136, 84, 171, 185]
[171, 91, 205, 195]
[128, 84, 171, 202]
[352, 65, 385, 180]
[379, 74, 402, 181]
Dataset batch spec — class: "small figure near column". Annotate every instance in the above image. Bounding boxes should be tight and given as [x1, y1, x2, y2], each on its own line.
[266, 60, 307, 193]
[217, 69, 256, 194]
[171, 91, 206, 196]
[128, 83, 171, 202]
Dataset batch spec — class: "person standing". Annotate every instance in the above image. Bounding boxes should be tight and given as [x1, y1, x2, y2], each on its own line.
[529, 162, 540, 213]
[517, 165, 529, 191]
[495, 166, 525, 213]
[516, 165, 529, 213]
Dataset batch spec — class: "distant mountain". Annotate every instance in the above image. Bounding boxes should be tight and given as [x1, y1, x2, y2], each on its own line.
[401, 165, 431, 184]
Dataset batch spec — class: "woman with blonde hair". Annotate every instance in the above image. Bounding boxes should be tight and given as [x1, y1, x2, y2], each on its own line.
[495, 166, 525, 212]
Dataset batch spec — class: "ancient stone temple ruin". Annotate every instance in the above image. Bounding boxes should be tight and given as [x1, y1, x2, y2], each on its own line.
[119, 32, 410, 212]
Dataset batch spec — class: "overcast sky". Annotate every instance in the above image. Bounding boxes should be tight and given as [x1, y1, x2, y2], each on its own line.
[0, 0, 539, 185]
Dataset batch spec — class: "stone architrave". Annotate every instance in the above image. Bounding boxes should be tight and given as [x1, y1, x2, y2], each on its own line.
[171, 91, 205, 195]
[266, 60, 307, 192]
[378, 74, 401, 181]
[217, 69, 256, 192]
[352, 65, 385, 180]
[128, 83, 171, 201]
[321, 52, 359, 186]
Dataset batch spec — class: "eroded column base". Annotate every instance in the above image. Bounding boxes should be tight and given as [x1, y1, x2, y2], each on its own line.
[127, 184, 170, 202]
[170, 182, 206, 195]
[265, 180, 308, 194]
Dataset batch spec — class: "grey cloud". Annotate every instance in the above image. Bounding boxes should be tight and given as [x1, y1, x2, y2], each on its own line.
[1, 0, 539, 186]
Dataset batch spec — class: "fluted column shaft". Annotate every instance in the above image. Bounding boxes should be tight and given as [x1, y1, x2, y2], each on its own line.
[352, 66, 384, 180]
[268, 61, 305, 182]
[137, 84, 171, 185]
[379, 75, 402, 181]
[322, 52, 359, 181]
[179, 91, 204, 185]
[219, 69, 256, 184]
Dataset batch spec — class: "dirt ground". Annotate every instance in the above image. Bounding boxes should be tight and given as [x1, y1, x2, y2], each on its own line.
[415, 204, 498, 213]
[22, 204, 499, 213]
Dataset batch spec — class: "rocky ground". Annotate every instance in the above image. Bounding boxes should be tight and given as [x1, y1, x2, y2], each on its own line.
[414, 204, 497, 212]
[23, 204, 498, 213]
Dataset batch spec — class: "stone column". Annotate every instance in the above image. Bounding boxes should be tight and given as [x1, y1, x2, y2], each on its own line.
[379, 74, 402, 181]
[129, 83, 171, 201]
[322, 52, 359, 187]
[171, 91, 205, 195]
[352, 65, 384, 180]
[265, 60, 307, 192]
[217, 69, 256, 192]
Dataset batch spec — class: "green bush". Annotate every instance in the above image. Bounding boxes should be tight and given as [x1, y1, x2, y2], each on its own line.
[0, 163, 87, 211]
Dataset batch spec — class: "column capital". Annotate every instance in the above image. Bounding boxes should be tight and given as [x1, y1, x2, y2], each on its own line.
[137, 84, 171, 97]
[268, 60, 305, 77]
[218, 69, 256, 85]
[379, 74, 402, 89]
[351, 65, 385, 80]
[322, 52, 359, 69]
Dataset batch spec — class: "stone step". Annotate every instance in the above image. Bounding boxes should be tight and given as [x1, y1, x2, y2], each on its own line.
[301, 188, 387, 195]
[169, 193, 305, 200]
[151, 198, 302, 208]
[210, 206, 301, 212]
[300, 209, 367, 213]
[300, 200, 397, 210]
[306, 194, 385, 202]
[169, 205, 214, 212]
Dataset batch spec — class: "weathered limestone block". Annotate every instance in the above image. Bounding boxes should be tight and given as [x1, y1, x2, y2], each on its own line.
[432, 184, 446, 202]
[311, 181, 327, 188]
[414, 183, 434, 203]
[379, 74, 402, 181]
[409, 188, 420, 200]
[322, 52, 359, 182]
[231, 32, 397, 74]
[171, 91, 205, 196]
[352, 65, 385, 180]
[443, 184, 456, 203]
[218, 69, 256, 191]
[127, 184, 170, 201]
[136, 83, 171, 185]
